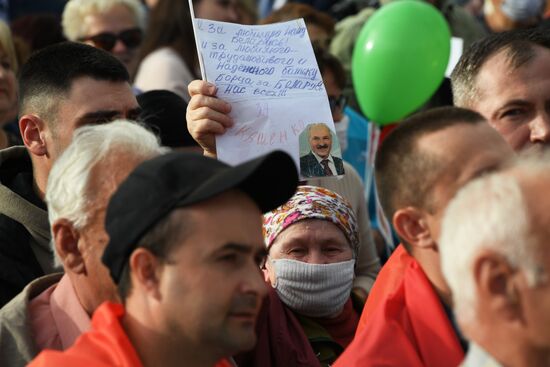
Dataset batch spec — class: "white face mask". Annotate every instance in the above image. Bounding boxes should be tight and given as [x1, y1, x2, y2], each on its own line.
[334, 114, 350, 152]
[271, 258, 355, 318]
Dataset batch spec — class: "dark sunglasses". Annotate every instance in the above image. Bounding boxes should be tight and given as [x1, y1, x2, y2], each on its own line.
[79, 28, 143, 52]
[328, 95, 348, 112]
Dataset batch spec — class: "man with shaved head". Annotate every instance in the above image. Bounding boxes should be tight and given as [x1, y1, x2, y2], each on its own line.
[335, 107, 515, 366]
[0, 42, 141, 307]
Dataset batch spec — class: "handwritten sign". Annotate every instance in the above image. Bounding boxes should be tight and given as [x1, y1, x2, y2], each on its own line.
[194, 18, 343, 178]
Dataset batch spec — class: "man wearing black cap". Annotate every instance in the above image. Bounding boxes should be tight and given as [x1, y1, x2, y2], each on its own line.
[29, 151, 298, 367]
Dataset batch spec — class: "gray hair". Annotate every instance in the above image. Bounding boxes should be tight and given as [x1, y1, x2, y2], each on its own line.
[307, 122, 331, 138]
[62, 0, 146, 41]
[46, 119, 166, 266]
[440, 154, 550, 324]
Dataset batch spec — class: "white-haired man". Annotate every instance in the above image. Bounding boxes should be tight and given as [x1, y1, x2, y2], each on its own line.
[62, 0, 146, 76]
[0, 120, 164, 367]
[440, 155, 550, 367]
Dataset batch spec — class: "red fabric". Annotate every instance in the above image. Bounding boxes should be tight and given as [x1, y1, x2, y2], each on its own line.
[334, 249, 464, 367]
[378, 123, 399, 148]
[313, 298, 359, 348]
[234, 286, 321, 367]
[357, 244, 413, 334]
[29, 302, 232, 367]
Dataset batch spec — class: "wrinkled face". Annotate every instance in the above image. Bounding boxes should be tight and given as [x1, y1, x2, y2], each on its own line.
[0, 44, 17, 121]
[83, 4, 141, 74]
[78, 154, 146, 311]
[473, 46, 550, 152]
[157, 190, 267, 355]
[46, 76, 140, 162]
[418, 122, 515, 242]
[518, 255, 550, 348]
[265, 219, 352, 285]
[194, 0, 240, 23]
[309, 125, 332, 159]
[515, 175, 550, 348]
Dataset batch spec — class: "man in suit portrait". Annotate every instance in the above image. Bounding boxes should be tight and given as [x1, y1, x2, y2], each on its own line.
[300, 122, 345, 178]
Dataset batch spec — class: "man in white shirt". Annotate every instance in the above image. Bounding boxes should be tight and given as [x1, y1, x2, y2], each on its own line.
[300, 122, 344, 177]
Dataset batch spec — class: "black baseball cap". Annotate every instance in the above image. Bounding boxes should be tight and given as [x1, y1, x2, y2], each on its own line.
[102, 150, 298, 283]
[136, 90, 199, 149]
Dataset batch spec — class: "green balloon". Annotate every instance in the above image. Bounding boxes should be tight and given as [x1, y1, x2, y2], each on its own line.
[352, 0, 451, 125]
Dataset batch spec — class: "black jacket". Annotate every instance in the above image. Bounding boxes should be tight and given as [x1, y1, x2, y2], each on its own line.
[0, 147, 53, 307]
[300, 152, 345, 178]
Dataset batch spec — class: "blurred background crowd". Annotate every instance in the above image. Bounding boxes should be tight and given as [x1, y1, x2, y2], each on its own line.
[0, 1, 549, 367]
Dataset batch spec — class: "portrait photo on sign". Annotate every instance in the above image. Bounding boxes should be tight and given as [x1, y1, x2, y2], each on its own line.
[299, 122, 345, 178]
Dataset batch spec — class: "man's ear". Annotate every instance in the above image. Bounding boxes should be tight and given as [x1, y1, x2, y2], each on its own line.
[474, 250, 520, 321]
[129, 248, 162, 301]
[393, 207, 436, 250]
[52, 218, 85, 274]
[19, 114, 48, 157]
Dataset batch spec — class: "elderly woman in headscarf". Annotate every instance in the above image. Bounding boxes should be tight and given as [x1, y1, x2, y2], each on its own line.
[235, 185, 363, 367]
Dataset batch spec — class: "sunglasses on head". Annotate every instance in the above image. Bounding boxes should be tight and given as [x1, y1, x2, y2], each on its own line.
[79, 28, 143, 52]
[328, 95, 348, 112]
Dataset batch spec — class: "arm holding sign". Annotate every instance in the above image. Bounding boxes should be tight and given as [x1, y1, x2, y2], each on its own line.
[187, 80, 380, 298]
[186, 80, 233, 158]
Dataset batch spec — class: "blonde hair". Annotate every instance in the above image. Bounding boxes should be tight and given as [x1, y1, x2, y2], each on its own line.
[62, 0, 146, 41]
[0, 20, 18, 74]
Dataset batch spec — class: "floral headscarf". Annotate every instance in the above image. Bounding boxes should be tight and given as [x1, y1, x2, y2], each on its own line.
[263, 185, 359, 252]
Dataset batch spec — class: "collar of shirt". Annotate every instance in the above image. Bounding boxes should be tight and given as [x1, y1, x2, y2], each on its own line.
[461, 343, 503, 367]
[312, 151, 335, 165]
[50, 274, 91, 349]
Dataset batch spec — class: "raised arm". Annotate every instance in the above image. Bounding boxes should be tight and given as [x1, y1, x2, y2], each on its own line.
[186, 80, 234, 158]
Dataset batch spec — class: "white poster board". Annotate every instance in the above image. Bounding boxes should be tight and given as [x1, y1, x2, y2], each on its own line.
[193, 18, 344, 178]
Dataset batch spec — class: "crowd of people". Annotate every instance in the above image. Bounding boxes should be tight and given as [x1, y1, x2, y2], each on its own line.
[0, 0, 548, 366]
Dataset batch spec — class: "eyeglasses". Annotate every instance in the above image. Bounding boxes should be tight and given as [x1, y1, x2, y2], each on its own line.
[79, 28, 143, 52]
[328, 95, 348, 112]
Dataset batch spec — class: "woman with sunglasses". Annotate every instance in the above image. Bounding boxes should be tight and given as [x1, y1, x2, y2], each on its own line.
[62, 0, 146, 78]
[134, 0, 242, 102]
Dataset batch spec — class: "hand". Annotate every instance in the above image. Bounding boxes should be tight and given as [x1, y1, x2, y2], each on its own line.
[186, 80, 234, 158]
